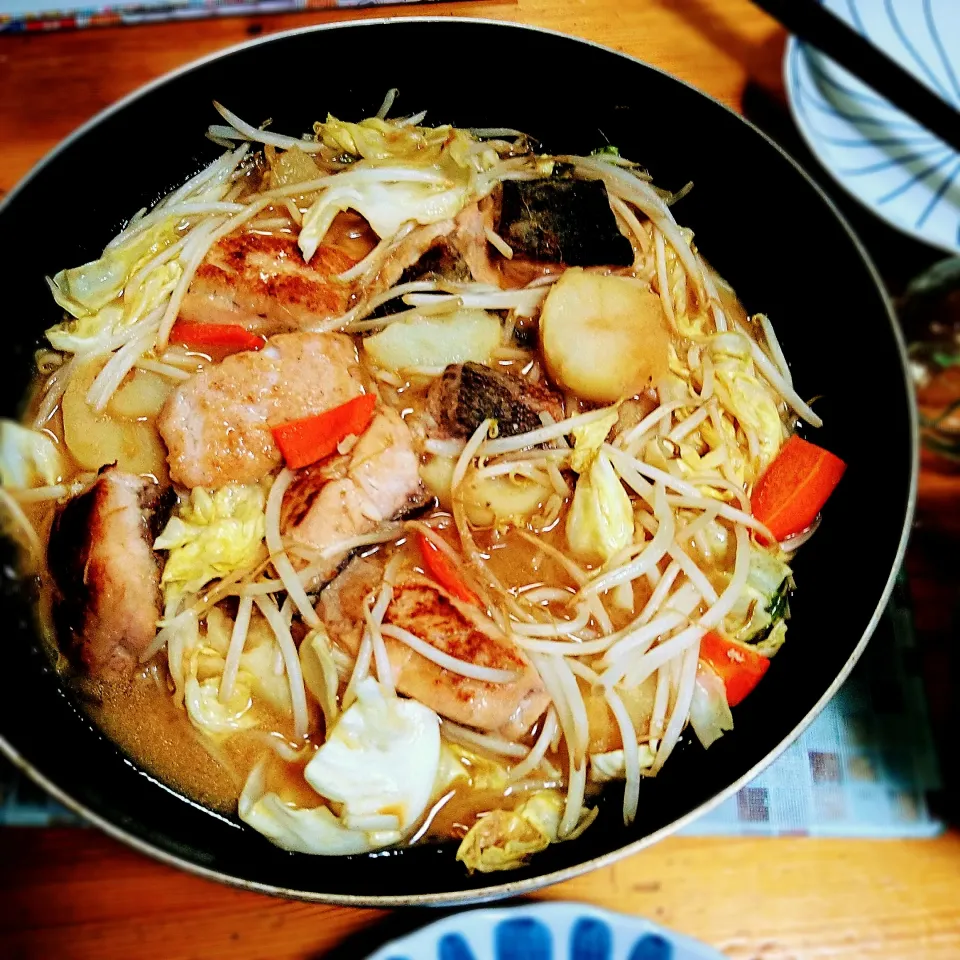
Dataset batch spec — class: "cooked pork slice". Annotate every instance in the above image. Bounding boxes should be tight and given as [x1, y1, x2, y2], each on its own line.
[48, 467, 167, 681]
[400, 202, 502, 288]
[158, 332, 363, 489]
[281, 408, 424, 582]
[178, 233, 357, 336]
[320, 558, 549, 737]
[450, 200, 502, 287]
[366, 219, 456, 296]
[427, 362, 566, 439]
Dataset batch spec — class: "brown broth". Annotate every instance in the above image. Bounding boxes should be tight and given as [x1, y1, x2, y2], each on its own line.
[90, 670, 243, 813]
[15, 221, 765, 845]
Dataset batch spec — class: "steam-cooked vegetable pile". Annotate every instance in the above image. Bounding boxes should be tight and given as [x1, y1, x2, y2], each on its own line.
[0, 94, 846, 873]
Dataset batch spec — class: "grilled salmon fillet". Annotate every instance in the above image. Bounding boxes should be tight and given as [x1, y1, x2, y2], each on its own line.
[47, 467, 168, 680]
[158, 332, 363, 488]
[321, 557, 549, 737]
[280, 407, 424, 583]
[178, 232, 357, 336]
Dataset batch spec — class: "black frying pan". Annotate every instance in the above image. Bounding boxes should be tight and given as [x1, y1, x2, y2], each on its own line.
[0, 18, 917, 905]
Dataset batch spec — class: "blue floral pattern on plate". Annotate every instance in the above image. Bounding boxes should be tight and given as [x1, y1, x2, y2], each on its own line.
[365, 903, 726, 960]
[784, 0, 960, 253]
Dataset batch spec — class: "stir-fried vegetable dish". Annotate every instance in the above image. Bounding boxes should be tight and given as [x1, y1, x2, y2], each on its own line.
[0, 94, 846, 872]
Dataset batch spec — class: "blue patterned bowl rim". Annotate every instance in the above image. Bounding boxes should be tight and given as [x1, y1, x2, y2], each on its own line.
[364, 902, 727, 960]
[783, 0, 960, 254]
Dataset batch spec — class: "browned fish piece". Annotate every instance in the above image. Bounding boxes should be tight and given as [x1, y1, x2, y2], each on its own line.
[498, 178, 634, 267]
[281, 408, 423, 582]
[320, 557, 549, 737]
[158, 332, 363, 489]
[427, 362, 565, 439]
[178, 232, 357, 336]
[47, 467, 168, 681]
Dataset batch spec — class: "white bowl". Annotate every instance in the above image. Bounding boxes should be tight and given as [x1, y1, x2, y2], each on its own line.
[785, 0, 960, 253]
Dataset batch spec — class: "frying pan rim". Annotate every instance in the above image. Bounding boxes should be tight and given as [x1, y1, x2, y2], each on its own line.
[0, 15, 920, 907]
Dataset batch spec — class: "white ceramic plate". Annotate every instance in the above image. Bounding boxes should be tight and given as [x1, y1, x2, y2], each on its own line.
[785, 0, 960, 253]
[364, 903, 726, 960]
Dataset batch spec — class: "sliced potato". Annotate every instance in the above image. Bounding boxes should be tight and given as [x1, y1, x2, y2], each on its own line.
[108, 369, 173, 420]
[585, 673, 657, 752]
[419, 454, 552, 527]
[62, 358, 168, 478]
[465, 473, 552, 528]
[364, 309, 501, 372]
[419, 454, 457, 510]
[539, 268, 671, 403]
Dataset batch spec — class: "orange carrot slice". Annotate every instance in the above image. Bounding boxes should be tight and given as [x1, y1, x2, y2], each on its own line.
[751, 435, 846, 542]
[700, 631, 770, 707]
[168, 321, 266, 354]
[417, 532, 481, 607]
[272, 393, 377, 470]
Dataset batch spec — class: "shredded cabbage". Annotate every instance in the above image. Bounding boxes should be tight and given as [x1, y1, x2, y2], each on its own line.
[45, 140, 244, 354]
[456, 790, 567, 873]
[304, 678, 440, 834]
[184, 673, 256, 736]
[155, 483, 266, 603]
[0, 420, 63, 488]
[241, 792, 397, 855]
[570, 407, 619, 475]
[708, 331, 786, 479]
[299, 626, 340, 730]
[175, 608, 290, 738]
[299, 118, 499, 263]
[238, 762, 400, 856]
[725, 545, 792, 650]
[299, 180, 467, 264]
[689, 663, 734, 749]
[45, 304, 123, 356]
[181, 616, 258, 738]
[120, 260, 182, 329]
[315, 116, 497, 172]
[238, 679, 441, 856]
[442, 742, 511, 793]
[317, 115, 439, 161]
[566, 450, 634, 563]
[49, 220, 178, 319]
[240, 632, 293, 715]
[46, 220, 182, 355]
[566, 405, 632, 561]
[753, 619, 789, 658]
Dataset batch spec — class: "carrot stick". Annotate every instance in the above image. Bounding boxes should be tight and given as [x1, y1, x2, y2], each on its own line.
[417, 532, 482, 607]
[272, 393, 377, 470]
[751, 435, 846, 542]
[168, 321, 266, 353]
[699, 631, 770, 707]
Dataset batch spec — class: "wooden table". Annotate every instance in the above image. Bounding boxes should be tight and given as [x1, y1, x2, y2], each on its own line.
[2, 2, 959, 957]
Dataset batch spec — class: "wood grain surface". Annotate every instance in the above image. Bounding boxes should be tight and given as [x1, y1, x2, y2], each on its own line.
[0, 0, 785, 195]
[2, 827, 960, 960]
[1, 2, 959, 958]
